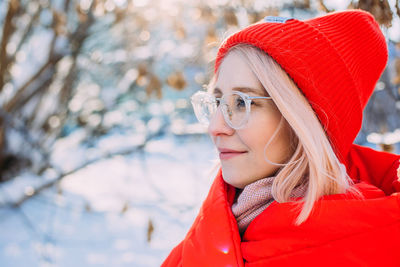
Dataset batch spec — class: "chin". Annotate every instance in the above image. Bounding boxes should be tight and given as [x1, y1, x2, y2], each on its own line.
[221, 168, 247, 189]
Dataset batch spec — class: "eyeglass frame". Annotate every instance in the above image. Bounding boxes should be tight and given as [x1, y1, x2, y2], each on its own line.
[190, 90, 273, 130]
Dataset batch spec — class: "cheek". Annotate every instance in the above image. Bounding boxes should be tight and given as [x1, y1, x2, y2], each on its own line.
[244, 115, 292, 162]
[239, 121, 280, 156]
[264, 121, 293, 162]
[246, 114, 282, 146]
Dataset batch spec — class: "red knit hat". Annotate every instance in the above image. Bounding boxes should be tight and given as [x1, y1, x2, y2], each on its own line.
[215, 10, 388, 161]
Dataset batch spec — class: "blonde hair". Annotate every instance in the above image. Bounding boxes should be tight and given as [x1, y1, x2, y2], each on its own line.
[212, 44, 359, 225]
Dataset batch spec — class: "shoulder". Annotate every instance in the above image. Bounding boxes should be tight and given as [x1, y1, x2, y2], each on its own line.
[242, 182, 400, 266]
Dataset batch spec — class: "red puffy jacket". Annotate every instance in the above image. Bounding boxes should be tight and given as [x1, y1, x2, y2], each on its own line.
[162, 145, 400, 266]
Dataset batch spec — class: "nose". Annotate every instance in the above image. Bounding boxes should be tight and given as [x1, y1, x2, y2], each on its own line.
[208, 107, 235, 137]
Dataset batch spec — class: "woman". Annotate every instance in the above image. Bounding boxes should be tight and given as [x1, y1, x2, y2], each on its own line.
[162, 9, 400, 266]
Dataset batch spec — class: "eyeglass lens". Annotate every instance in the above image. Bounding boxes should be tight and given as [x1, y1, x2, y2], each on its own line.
[192, 92, 248, 129]
[224, 94, 247, 127]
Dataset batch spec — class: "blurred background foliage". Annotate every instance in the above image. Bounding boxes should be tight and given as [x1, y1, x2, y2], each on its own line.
[0, 0, 399, 187]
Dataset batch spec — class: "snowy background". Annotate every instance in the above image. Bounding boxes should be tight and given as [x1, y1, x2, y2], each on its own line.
[0, 132, 217, 266]
[0, 0, 399, 266]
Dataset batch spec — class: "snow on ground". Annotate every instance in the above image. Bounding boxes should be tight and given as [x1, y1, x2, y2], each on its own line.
[0, 132, 218, 267]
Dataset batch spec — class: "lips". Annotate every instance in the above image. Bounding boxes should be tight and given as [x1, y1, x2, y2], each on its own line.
[218, 148, 247, 160]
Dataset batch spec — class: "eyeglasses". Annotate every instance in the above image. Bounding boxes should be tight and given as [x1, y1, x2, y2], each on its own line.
[190, 90, 272, 129]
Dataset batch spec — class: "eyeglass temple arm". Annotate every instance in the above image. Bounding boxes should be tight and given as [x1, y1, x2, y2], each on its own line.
[248, 96, 272, 99]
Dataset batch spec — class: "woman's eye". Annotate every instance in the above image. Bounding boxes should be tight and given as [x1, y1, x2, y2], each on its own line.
[235, 98, 246, 108]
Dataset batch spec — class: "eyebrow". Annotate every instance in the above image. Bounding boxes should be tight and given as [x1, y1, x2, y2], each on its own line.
[213, 86, 268, 96]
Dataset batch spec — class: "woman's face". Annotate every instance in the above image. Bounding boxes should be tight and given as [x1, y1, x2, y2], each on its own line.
[208, 51, 293, 188]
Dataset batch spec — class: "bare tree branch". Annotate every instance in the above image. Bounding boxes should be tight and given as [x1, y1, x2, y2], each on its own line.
[6, 122, 167, 208]
[8, 4, 42, 65]
[15, 71, 55, 115]
[4, 55, 62, 112]
[53, 2, 96, 135]
[318, 0, 334, 12]
[0, 0, 20, 92]
[0, 108, 50, 161]
[0, 0, 21, 174]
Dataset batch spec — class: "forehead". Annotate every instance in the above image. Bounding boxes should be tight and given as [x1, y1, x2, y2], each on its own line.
[214, 51, 265, 95]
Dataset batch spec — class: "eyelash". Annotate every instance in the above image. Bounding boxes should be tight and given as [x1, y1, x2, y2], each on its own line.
[214, 98, 256, 106]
